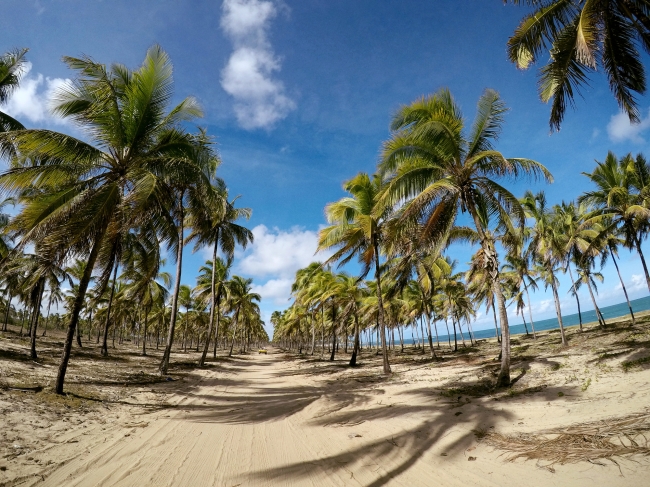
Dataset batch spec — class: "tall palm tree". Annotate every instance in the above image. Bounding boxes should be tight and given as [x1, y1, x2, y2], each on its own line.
[186, 184, 253, 367]
[226, 276, 261, 356]
[506, 0, 650, 130]
[318, 172, 392, 374]
[580, 152, 650, 292]
[0, 46, 215, 393]
[379, 88, 551, 387]
[195, 257, 232, 364]
[522, 190, 569, 345]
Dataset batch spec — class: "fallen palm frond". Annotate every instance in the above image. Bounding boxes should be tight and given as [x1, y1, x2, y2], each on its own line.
[484, 410, 650, 469]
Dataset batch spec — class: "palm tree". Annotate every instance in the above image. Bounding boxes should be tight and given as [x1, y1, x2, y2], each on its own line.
[580, 152, 650, 292]
[187, 184, 253, 367]
[0, 46, 215, 393]
[195, 257, 232, 364]
[506, 0, 650, 131]
[502, 229, 539, 339]
[522, 191, 569, 345]
[318, 172, 392, 374]
[379, 88, 551, 387]
[226, 276, 261, 356]
[0, 48, 28, 157]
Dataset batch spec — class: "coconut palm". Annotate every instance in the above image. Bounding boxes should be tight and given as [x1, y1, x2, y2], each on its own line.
[186, 184, 252, 366]
[0, 48, 28, 157]
[0, 46, 216, 393]
[318, 172, 393, 374]
[580, 152, 650, 292]
[379, 88, 551, 386]
[522, 190, 569, 345]
[507, 0, 650, 131]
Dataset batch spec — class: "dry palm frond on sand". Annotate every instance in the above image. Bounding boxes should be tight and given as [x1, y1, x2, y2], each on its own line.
[484, 410, 650, 470]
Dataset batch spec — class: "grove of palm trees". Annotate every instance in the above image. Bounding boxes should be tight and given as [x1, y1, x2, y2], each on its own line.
[3, 2, 650, 486]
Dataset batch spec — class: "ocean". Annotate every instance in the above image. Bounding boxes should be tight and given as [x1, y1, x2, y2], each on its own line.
[403, 295, 650, 344]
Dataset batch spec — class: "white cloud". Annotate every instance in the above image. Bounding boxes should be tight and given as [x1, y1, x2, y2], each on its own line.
[607, 110, 650, 144]
[237, 224, 329, 278]
[1, 63, 70, 127]
[252, 277, 293, 305]
[629, 274, 647, 292]
[220, 0, 295, 129]
[236, 224, 332, 307]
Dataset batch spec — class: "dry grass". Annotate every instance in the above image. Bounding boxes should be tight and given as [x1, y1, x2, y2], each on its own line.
[484, 411, 650, 471]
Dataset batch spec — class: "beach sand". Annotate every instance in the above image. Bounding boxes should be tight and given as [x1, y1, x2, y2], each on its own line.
[1, 320, 650, 486]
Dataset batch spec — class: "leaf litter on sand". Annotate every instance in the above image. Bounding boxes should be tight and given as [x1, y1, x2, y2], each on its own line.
[483, 410, 650, 471]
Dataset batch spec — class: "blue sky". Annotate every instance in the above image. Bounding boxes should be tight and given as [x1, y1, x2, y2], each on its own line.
[3, 0, 650, 335]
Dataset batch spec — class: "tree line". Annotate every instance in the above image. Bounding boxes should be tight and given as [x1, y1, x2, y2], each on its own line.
[272, 88, 650, 388]
[0, 47, 267, 394]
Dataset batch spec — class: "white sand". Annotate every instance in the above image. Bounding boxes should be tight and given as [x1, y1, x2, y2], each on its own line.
[12, 346, 646, 487]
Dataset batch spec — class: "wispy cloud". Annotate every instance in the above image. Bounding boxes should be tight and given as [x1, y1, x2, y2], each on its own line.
[607, 110, 650, 144]
[1, 63, 70, 127]
[220, 0, 295, 129]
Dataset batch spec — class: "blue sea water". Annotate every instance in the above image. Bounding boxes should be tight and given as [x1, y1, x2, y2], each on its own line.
[407, 295, 650, 344]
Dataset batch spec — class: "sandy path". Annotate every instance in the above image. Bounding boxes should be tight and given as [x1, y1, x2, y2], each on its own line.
[35, 349, 649, 487]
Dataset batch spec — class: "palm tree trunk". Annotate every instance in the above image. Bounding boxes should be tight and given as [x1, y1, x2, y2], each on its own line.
[586, 279, 607, 327]
[451, 317, 458, 351]
[491, 296, 500, 343]
[424, 310, 437, 359]
[444, 317, 452, 350]
[610, 245, 635, 325]
[213, 294, 221, 358]
[101, 263, 119, 356]
[349, 313, 360, 366]
[523, 281, 537, 338]
[56, 226, 107, 394]
[468, 204, 510, 387]
[310, 314, 316, 355]
[199, 248, 218, 366]
[3, 293, 12, 332]
[329, 304, 337, 361]
[30, 279, 45, 359]
[634, 234, 650, 293]
[567, 263, 583, 331]
[373, 241, 391, 374]
[142, 309, 149, 356]
[551, 279, 568, 346]
[160, 198, 184, 375]
[42, 296, 52, 337]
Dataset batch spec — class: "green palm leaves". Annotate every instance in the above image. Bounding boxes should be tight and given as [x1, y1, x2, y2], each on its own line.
[0, 46, 221, 393]
[507, 0, 650, 130]
[380, 88, 551, 387]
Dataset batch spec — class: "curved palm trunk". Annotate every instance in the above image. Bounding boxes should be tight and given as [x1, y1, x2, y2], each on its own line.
[199, 244, 218, 367]
[610, 245, 635, 325]
[551, 280, 568, 346]
[451, 317, 458, 351]
[213, 295, 221, 358]
[56, 226, 107, 394]
[586, 279, 607, 327]
[101, 263, 119, 356]
[523, 281, 537, 338]
[373, 241, 391, 374]
[349, 313, 360, 366]
[634, 234, 650, 293]
[567, 263, 583, 331]
[160, 200, 184, 375]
